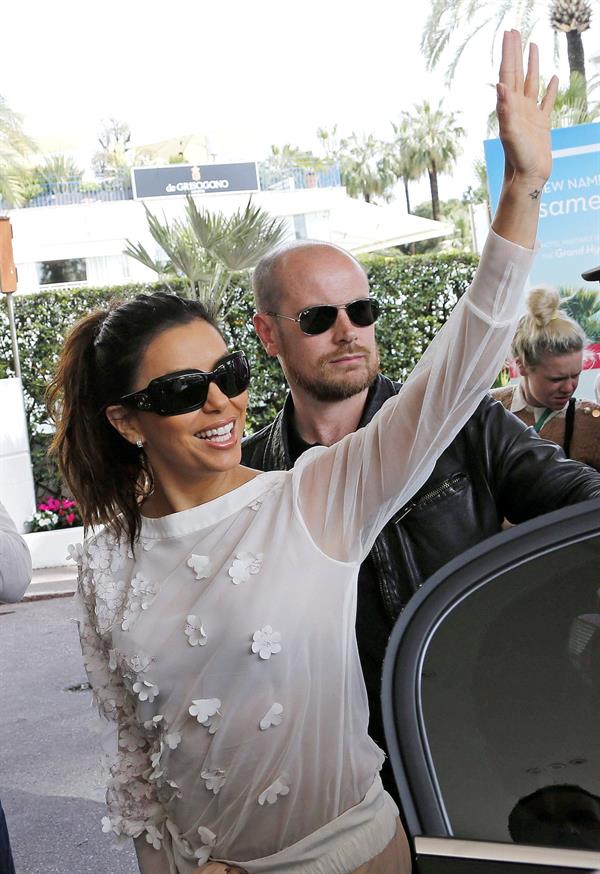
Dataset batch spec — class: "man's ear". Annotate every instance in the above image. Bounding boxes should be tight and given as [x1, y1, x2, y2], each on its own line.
[253, 313, 281, 357]
[514, 356, 528, 378]
[105, 404, 143, 446]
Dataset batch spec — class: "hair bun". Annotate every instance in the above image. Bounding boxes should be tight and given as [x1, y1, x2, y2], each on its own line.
[526, 286, 561, 328]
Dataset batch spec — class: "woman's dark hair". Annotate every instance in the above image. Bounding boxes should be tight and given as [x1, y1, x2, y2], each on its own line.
[47, 292, 223, 549]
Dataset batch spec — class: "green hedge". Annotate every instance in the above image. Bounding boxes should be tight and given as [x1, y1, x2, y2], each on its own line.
[0, 251, 478, 500]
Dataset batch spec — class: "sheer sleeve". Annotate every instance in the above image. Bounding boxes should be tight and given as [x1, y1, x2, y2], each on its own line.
[292, 229, 536, 564]
[74, 563, 165, 852]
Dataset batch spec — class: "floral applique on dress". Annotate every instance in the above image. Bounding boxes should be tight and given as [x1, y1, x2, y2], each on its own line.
[259, 703, 283, 731]
[251, 626, 282, 660]
[187, 554, 211, 580]
[189, 698, 222, 734]
[184, 615, 208, 647]
[201, 768, 226, 795]
[121, 572, 156, 631]
[258, 775, 290, 806]
[228, 552, 263, 585]
[195, 827, 217, 865]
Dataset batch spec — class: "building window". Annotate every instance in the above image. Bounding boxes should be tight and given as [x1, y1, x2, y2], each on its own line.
[36, 258, 87, 286]
[293, 214, 308, 239]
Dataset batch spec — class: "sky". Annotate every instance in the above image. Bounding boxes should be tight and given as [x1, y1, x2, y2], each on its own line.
[2, 0, 598, 207]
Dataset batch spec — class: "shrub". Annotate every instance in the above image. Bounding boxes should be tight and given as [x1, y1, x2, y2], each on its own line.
[25, 497, 82, 532]
[0, 250, 478, 499]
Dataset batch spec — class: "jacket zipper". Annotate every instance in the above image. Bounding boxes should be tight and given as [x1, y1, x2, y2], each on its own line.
[394, 473, 466, 523]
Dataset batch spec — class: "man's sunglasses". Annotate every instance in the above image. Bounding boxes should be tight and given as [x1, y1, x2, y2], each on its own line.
[119, 351, 251, 416]
[267, 297, 380, 336]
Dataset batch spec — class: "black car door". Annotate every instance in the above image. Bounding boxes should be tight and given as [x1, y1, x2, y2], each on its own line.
[382, 498, 600, 873]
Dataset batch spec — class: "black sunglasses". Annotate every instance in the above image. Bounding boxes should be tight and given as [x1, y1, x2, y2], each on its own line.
[119, 351, 251, 416]
[267, 297, 380, 336]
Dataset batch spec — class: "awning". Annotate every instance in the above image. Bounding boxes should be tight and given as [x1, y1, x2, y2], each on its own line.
[328, 197, 453, 254]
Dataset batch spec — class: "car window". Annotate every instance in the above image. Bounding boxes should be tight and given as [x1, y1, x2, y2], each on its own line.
[420, 533, 600, 851]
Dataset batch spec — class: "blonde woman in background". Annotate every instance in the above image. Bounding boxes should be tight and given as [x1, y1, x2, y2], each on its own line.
[492, 286, 600, 470]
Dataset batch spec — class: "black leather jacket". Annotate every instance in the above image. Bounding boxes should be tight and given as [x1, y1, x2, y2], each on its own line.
[242, 375, 600, 790]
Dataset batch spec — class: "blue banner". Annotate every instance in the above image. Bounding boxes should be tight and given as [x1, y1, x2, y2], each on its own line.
[484, 123, 600, 293]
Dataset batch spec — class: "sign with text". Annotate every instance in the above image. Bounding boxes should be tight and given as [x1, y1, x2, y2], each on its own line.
[484, 123, 600, 371]
[131, 162, 259, 199]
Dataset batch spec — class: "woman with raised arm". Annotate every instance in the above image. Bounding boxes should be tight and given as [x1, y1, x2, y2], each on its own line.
[48, 32, 555, 874]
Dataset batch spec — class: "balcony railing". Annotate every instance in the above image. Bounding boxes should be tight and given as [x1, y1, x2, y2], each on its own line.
[8, 162, 342, 209]
[21, 178, 133, 208]
[258, 163, 342, 192]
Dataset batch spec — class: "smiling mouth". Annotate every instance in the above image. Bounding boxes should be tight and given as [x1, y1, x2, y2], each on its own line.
[195, 421, 235, 444]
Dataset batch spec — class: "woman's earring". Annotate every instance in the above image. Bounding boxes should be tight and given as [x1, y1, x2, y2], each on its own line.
[136, 438, 144, 448]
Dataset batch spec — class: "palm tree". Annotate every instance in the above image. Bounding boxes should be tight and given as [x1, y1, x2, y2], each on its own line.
[34, 155, 83, 190]
[389, 118, 425, 213]
[125, 197, 287, 313]
[560, 288, 600, 340]
[406, 101, 465, 221]
[550, 71, 600, 124]
[336, 133, 396, 204]
[0, 94, 37, 207]
[550, 0, 593, 105]
[488, 72, 599, 132]
[422, 0, 593, 90]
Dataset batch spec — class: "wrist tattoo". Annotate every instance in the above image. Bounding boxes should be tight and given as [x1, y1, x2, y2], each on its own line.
[529, 188, 542, 200]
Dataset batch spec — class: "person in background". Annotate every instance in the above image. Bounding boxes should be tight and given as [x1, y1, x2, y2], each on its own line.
[492, 286, 600, 470]
[0, 497, 33, 874]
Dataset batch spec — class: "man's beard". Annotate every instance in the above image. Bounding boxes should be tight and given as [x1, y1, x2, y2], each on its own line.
[285, 346, 380, 402]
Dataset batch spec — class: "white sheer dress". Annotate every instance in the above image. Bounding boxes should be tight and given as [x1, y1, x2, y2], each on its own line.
[74, 230, 535, 872]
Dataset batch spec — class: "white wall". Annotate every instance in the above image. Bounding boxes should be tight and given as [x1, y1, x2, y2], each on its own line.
[8, 187, 348, 294]
[0, 378, 36, 532]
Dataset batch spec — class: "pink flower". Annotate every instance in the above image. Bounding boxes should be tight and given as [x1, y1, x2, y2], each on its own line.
[38, 504, 49, 512]
[66, 513, 75, 524]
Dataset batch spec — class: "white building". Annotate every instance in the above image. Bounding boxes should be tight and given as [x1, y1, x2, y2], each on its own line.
[7, 162, 453, 295]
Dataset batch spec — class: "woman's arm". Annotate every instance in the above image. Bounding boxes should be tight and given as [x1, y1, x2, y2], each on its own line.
[75, 565, 167, 858]
[293, 32, 557, 564]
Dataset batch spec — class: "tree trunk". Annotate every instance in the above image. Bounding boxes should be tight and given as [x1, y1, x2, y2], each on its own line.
[364, 191, 371, 203]
[403, 177, 411, 213]
[566, 30, 587, 110]
[428, 162, 439, 222]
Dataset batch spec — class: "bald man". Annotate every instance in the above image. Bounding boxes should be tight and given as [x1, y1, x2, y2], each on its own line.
[242, 249, 600, 802]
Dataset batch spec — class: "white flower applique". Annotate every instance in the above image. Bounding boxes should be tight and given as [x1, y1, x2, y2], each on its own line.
[150, 743, 165, 781]
[107, 649, 118, 673]
[258, 775, 290, 806]
[141, 539, 156, 551]
[201, 767, 226, 795]
[228, 552, 263, 586]
[259, 703, 284, 731]
[195, 826, 217, 865]
[66, 542, 84, 565]
[145, 824, 164, 851]
[86, 533, 126, 576]
[119, 724, 147, 752]
[187, 554, 211, 580]
[248, 498, 263, 512]
[185, 615, 208, 647]
[122, 572, 156, 631]
[165, 731, 182, 750]
[143, 714, 165, 731]
[251, 625, 282, 660]
[189, 698, 221, 734]
[132, 677, 159, 703]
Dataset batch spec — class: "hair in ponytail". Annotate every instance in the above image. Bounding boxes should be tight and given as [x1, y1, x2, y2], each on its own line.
[511, 286, 587, 368]
[47, 292, 222, 549]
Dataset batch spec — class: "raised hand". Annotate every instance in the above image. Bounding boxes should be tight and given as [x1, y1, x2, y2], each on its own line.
[497, 29, 558, 192]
